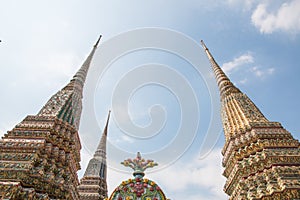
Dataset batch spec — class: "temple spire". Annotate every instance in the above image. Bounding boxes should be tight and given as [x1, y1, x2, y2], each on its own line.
[78, 111, 111, 199]
[201, 40, 269, 141]
[200, 41, 300, 199]
[37, 36, 102, 129]
[67, 35, 102, 89]
[94, 35, 102, 48]
[0, 37, 102, 199]
[200, 40, 240, 98]
[94, 110, 111, 159]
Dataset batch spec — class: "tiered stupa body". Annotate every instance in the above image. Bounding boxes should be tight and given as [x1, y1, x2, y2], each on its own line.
[78, 111, 110, 199]
[0, 37, 101, 199]
[109, 152, 169, 200]
[201, 41, 300, 199]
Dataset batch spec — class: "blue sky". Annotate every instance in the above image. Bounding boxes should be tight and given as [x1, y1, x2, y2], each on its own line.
[1, 1, 300, 199]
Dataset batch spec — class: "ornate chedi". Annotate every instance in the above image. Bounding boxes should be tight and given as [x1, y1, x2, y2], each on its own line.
[108, 152, 169, 200]
[201, 40, 300, 199]
[0, 36, 101, 199]
[78, 111, 111, 199]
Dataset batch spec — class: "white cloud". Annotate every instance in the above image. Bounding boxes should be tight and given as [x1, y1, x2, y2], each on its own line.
[115, 135, 135, 144]
[251, 1, 300, 34]
[221, 53, 254, 74]
[221, 54, 275, 83]
[251, 66, 275, 78]
[239, 78, 248, 84]
[149, 148, 227, 199]
[267, 68, 275, 74]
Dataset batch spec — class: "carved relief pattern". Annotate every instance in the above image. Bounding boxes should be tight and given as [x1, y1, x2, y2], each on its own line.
[78, 176, 108, 200]
[109, 178, 167, 200]
[218, 85, 300, 200]
[108, 153, 168, 200]
[220, 89, 300, 200]
[221, 92, 270, 140]
[0, 116, 82, 199]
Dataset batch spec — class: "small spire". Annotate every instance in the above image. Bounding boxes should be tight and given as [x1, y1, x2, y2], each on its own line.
[82, 110, 111, 180]
[93, 110, 111, 158]
[103, 110, 111, 136]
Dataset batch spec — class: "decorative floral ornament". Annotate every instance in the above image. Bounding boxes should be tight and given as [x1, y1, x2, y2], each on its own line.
[121, 152, 158, 177]
[108, 152, 169, 200]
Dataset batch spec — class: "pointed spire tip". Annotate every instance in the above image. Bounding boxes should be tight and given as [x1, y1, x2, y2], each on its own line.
[94, 35, 102, 48]
[200, 40, 208, 50]
[103, 110, 111, 136]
